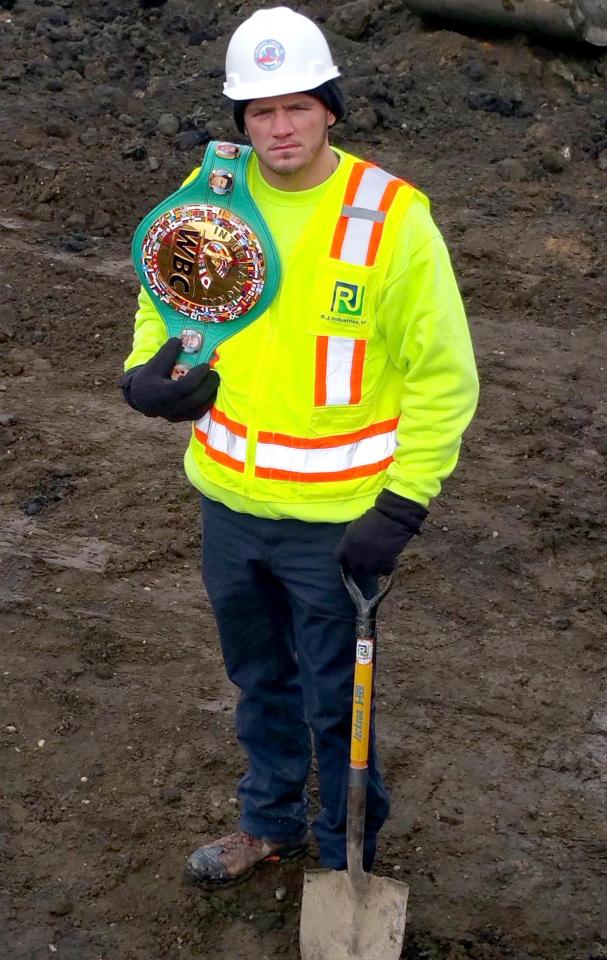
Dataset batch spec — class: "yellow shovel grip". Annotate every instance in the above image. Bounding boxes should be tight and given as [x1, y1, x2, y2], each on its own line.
[350, 638, 374, 769]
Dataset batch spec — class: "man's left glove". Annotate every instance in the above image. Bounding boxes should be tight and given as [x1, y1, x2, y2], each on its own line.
[119, 338, 219, 423]
[336, 490, 428, 576]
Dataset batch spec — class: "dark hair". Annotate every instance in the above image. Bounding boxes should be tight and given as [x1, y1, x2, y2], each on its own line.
[232, 78, 346, 134]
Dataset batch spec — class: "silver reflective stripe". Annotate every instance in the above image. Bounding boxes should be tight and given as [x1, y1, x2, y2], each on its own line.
[341, 205, 386, 223]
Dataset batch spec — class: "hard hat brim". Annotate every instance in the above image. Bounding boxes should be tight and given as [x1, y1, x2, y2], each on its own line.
[223, 66, 341, 102]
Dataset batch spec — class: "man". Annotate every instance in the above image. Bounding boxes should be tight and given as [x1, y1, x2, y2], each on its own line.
[121, 6, 479, 885]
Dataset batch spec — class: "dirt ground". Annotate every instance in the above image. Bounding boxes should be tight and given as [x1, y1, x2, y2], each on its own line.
[1, 0, 606, 958]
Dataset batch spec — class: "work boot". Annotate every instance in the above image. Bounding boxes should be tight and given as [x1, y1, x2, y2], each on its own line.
[183, 830, 308, 886]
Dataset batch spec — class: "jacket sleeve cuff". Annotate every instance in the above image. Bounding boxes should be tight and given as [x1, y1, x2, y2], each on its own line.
[375, 489, 428, 532]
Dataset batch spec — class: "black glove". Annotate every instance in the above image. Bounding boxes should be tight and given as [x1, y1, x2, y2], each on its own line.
[336, 490, 428, 576]
[119, 338, 219, 423]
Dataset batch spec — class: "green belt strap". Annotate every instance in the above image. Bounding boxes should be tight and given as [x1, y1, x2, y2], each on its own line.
[131, 141, 280, 368]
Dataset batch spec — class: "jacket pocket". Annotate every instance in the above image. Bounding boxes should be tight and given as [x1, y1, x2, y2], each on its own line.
[307, 261, 378, 340]
[310, 400, 375, 437]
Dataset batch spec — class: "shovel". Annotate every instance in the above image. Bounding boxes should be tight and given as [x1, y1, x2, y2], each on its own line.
[300, 569, 409, 960]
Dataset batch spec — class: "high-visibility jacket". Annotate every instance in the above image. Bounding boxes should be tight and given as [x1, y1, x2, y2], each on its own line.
[125, 148, 479, 522]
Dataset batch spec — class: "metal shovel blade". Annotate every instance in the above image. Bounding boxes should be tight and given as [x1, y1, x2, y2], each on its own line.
[300, 867, 408, 960]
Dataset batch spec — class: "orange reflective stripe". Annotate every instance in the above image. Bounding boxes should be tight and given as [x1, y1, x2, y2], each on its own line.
[210, 407, 247, 438]
[345, 161, 372, 205]
[255, 456, 393, 483]
[199, 443, 246, 473]
[193, 424, 246, 473]
[193, 407, 247, 473]
[366, 178, 404, 266]
[314, 336, 328, 407]
[349, 339, 366, 405]
[330, 161, 371, 259]
[329, 214, 349, 260]
[257, 417, 399, 450]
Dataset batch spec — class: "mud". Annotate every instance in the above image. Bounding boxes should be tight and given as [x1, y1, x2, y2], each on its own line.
[1, 1, 606, 958]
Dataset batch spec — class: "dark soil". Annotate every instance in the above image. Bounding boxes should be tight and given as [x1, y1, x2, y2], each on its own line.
[1, 1, 606, 958]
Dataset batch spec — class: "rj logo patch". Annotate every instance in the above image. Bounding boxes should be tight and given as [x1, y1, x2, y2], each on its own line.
[331, 281, 365, 316]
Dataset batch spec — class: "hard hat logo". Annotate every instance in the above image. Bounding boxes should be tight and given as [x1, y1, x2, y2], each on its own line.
[254, 39, 286, 71]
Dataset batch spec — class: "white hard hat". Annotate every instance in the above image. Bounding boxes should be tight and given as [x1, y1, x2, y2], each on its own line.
[224, 6, 340, 101]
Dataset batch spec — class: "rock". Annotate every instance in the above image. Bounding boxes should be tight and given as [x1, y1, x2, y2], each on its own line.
[92, 209, 111, 230]
[494, 158, 527, 181]
[540, 148, 570, 174]
[549, 615, 571, 631]
[0, 316, 15, 341]
[3, 62, 24, 81]
[119, 113, 136, 127]
[129, 30, 147, 51]
[208, 806, 225, 825]
[83, 61, 105, 82]
[188, 24, 218, 45]
[166, 14, 190, 34]
[598, 149, 607, 171]
[459, 232, 499, 261]
[34, 203, 53, 222]
[94, 663, 113, 680]
[93, 84, 118, 108]
[575, 563, 595, 583]
[48, 896, 72, 917]
[204, 120, 225, 140]
[466, 93, 531, 118]
[327, 0, 372, 40]
[157, 112, 180, 136]
[130, 819, 147, 838]
[160, 785, 182, 804]
[348, 103, 377, 133]
[79, 127, 98, 147]
[61, 235, 88, 253]
[121, 139, 147, 161]
[254, 910, 284, 933]
[463, 60, 486, 82]
[45, 121, 70, 139]
[569, 62, 592, 82]
[525, 121, 551, 144]
[550, 60, 576, 88]
[66, 212, 86, 230]
[275, 885, 287, 901]
[9, 803, 27, 824]
[45, 79, 64, 92]
[196, 899, 213, 921]
[175, 128, 210, 151]
[148, 155, 160, 172]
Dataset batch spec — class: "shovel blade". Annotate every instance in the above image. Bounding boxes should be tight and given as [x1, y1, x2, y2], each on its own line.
[300, 868, 408, 960]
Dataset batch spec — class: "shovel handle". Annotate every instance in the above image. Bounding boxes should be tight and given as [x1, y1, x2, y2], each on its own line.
[341, 569, 393, 770]
[350, 634, 374, 768]
[342, 568, 393, 884]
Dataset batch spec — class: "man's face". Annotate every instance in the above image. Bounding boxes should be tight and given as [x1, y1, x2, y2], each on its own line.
[244, 93, 335, 177]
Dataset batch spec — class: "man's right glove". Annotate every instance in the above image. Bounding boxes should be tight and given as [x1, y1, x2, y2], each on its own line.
[336, 490, 428, 576]
[119, 338, 219, 423]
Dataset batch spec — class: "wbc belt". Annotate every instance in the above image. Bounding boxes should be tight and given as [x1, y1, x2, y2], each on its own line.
[131, 140, 280, 375]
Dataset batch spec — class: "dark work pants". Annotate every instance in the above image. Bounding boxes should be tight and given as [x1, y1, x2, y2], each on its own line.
[200, 495, 390, 870]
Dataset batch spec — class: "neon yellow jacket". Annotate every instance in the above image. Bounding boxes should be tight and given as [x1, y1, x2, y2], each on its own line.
[125, 148, 479, 521]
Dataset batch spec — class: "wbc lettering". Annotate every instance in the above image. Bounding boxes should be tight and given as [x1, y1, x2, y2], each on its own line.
[169, 228, 199, 295]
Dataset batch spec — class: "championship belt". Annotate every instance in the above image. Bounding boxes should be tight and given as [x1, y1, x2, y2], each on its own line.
[131, 141, 280, 375]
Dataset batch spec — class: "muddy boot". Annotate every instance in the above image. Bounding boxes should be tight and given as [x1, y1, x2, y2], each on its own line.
[183, 830, 308, 886]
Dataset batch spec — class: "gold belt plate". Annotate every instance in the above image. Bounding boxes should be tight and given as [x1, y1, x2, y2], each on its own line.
[141, 203, 267, 324]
